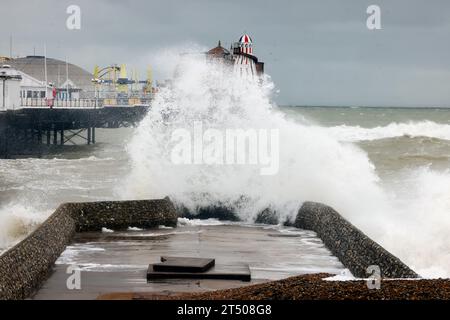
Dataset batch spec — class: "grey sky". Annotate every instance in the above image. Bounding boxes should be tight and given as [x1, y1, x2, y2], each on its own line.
[0, 0, 449, 107]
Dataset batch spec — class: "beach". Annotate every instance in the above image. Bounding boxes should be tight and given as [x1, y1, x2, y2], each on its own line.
[124, 273, 450, 300]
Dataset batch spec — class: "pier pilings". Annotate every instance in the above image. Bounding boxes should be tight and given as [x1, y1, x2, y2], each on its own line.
[0, 105, 148, 158]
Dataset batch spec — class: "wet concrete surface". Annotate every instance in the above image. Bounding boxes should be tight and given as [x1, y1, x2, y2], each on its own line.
[32, 221, 344, 300]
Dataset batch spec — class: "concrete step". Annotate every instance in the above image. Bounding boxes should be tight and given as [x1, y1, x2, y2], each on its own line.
[147, 263, 251, 282]
[153, 256, 215, 273]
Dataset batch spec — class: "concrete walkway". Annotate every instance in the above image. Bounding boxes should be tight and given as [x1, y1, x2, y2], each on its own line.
[32, 222, 344, 300]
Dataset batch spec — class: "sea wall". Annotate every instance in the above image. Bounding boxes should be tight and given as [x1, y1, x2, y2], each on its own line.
[179, 204, 241, 221]
[0, 197, 418, 299]
[295, 202, 418, 278]
[0, 198, 178, 300]
[0, 204, 77, 300]
[68, 198, 178, 231]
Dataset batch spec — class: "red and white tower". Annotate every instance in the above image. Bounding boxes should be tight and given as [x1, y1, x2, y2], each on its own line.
[238, 34, 253, 55]
[232, 34, 264, 79]
[205, 34, 264, 79]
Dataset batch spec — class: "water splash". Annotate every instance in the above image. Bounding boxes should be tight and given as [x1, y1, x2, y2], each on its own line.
[124, 51, 450, 278]
[0, 203, 48, 252]
[124, 52, 388, 233]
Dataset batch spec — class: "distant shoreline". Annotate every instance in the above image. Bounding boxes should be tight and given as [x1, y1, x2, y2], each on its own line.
[281, 105, 450, 110]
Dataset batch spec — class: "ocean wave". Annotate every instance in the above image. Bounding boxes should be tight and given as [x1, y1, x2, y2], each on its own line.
[326, 121, 450, 142]
[177, 217, 228, 226]
[398, 153, 450, 162]
[123, 53, 450, 278]
[378, 166, 450, 278]
[51, 156, 116, 162]
[0, 204, 49, 251]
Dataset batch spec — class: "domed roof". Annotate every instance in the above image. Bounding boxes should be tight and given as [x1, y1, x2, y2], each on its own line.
[9, 56, 93, 90]
[239, 34, 253, 44]
[207, 41, 230, 56]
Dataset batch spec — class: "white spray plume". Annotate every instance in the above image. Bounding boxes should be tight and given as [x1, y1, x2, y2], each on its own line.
[124, 52, 387, 226]
[124, 50, 450, 278]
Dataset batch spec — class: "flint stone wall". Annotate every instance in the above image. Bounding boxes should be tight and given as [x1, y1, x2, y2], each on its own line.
[295, 202, 418, 278]
[0, 198, 178, 300]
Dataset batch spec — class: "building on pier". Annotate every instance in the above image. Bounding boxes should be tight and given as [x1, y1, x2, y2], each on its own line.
[0, 65, 22, 111]
[0, 56, 156, 108]
[206, 34, 264, 79]
[9, 55, 93, 99]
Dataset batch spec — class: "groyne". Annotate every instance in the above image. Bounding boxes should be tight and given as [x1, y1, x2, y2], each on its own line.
[183, 202, 418, 278]
[294, 202, 418, 278]
[0, 198, 417, 300]
[0, 198, 178, 300]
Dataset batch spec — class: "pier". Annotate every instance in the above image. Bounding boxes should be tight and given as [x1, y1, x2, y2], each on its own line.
[0, 103, 149, 158]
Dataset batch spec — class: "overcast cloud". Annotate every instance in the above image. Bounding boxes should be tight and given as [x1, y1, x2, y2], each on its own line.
[0, 0, 449, 107]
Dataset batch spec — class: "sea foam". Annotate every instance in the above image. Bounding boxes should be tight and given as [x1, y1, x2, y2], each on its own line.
[124, 52, 450, 278]
[326, 121, 450, 142]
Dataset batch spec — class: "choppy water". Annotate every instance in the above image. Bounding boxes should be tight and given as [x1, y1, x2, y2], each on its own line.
[288, 106, 450, 279]
[286, 106, 450, 174]
[0, 129, 133, 248]
[1, 62, 450, 279]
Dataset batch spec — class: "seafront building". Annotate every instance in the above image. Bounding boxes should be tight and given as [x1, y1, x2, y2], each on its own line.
[206, 34, 264, 78]
[0, 53, 153, 156]
[2, 34, 262, 111]
[0, 64, 22, 111]
[10, 55, 93, 100]
[0, 54, 155, 110]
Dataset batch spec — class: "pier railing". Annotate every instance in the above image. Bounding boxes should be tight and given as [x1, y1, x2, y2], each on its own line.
[20, 98, 103, 109]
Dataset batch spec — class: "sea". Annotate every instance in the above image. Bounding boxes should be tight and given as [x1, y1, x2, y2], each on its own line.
[1, 57, 449, 279]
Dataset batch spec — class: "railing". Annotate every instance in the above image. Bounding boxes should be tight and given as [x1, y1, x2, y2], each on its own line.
[20, 97, 152, 108]
[20, 98, 103, 108]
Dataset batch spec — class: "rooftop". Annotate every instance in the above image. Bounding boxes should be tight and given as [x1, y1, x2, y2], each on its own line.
[206, 41, 230, 57]
[9, 56, 93, 89]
